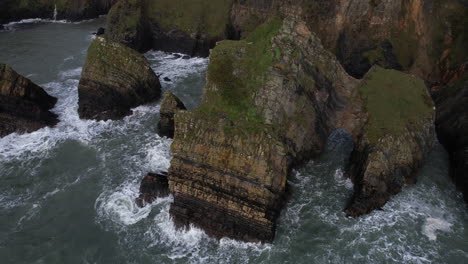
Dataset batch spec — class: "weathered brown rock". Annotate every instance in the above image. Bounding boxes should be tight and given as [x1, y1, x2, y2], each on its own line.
[78, 36, 162, 121]
[135, 172, 170, 207]
[168, 16, 365, 242]
[346, 66, 435, 216]
[0, 64, 58, 137]
[157, 92, 186, 138]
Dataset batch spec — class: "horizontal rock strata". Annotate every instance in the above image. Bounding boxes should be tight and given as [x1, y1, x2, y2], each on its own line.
[0, 64, 58, 137]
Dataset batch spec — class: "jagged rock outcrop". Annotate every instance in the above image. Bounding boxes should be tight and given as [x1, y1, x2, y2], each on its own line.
[0, 64, 58, 137]
[78, 36, 161, 121]
[434, 68, 468, 204]
[0, 0, 118, 24]
[168, 15, 366, 242]
[135, 172, 170, 207]
[158, 92, 186, 138]
[346, 66, 435, 216]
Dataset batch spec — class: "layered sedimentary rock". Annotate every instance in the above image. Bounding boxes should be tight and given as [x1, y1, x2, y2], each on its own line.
[0, 0, 118, 24]
[78, 36, 161, 121]
[0, 64, 58, 137]
[346, 67, 435, 216]
[157, 92, 186, 138]
[168, 16, 365, 242]
[434, 69, 468, 204]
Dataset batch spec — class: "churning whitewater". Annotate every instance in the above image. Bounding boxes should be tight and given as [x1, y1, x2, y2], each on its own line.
[0, 19, 467, 264]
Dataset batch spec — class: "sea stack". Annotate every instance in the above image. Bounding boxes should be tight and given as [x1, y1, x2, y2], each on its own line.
[0, 64, 58, 137]
[78, 36, 162, 121]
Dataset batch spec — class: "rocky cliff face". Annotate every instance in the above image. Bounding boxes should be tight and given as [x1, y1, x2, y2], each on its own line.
[106, 0, 233, 55]
[0, 0, 118, 24]
[78, 36, 161, 121]
[0, 64, 58, 137]
[157, 92, 186, 138]
[346, 67, 435, 216]
[167, 2, 438, 240]
[434, 69, 468, 204]
[169, 13, 365, 242]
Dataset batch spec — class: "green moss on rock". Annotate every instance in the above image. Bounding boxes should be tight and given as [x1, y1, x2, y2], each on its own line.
[196, 18, 282, 133]
[359, 66, 433, 143]
[147, 0, 233, 38]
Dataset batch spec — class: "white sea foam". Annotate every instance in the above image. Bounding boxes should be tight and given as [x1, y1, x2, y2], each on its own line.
[145, 51, 208, 86]
[422, 217, 453, 241]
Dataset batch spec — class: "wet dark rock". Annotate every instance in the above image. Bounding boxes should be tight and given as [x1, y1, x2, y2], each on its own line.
[172, 54, 182, 59]
[95, 27, 105, 36]
[135, 172, 170, 208]
[182, 55, 191, 60]
[0, 64, 58, 137]
[158, 92, 186, 138]
[163, 77, 171, 82]
[78, 37, 161, 121]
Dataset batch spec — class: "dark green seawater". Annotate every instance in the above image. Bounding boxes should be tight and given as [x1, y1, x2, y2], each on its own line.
[0, 18, 467, 264]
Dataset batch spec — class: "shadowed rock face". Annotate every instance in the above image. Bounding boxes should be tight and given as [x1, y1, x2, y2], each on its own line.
[78, 36, 161, 121]
[0, 64, 58, 137]
[135, 172, 170, 207]
[435, 69, 468, 204]
[157, 92, 186, 138]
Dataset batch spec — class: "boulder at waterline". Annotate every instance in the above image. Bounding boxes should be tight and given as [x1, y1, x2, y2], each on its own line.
[345, 66, 435, 217]
[0, 64, 58, 137]
[78, 36, 162, 121]
[157, 92, 186, 138]
[135, 172, 170, 208]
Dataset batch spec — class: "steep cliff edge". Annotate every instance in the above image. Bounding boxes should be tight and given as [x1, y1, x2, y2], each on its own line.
[0, 64, 58, 137]
[0, 0, 118, 24]
[346, 67, 435, 216]
[78, 36, 161, 121]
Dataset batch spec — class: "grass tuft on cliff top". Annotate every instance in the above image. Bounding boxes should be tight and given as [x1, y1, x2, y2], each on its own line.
[359, 66, 433, 143]
[196, 18, 283, 134]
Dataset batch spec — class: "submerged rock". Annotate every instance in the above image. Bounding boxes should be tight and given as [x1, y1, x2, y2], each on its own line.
[0, 64, 58, 137]
[158, 92, 186, 138]
[346, 67, 435, 216]
[435, 70, 468, 204]
[78, 36, 161, 121]
[135, 172, 170, 207]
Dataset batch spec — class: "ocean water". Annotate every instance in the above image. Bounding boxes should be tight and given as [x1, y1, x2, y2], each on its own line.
[0, 18, 467, 264]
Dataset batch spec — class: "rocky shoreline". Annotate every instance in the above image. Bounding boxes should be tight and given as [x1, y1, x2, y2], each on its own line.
[1, 0, 466, 243]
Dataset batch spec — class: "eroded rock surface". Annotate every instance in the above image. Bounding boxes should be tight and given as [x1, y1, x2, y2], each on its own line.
[158, 92, 186, 138]
[78, 36, 161, 121]
[346, 67, 435, 216]
[135, 172, 170, 207]
[168, 16, 365, 242]
[0, 64, 58, 137]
